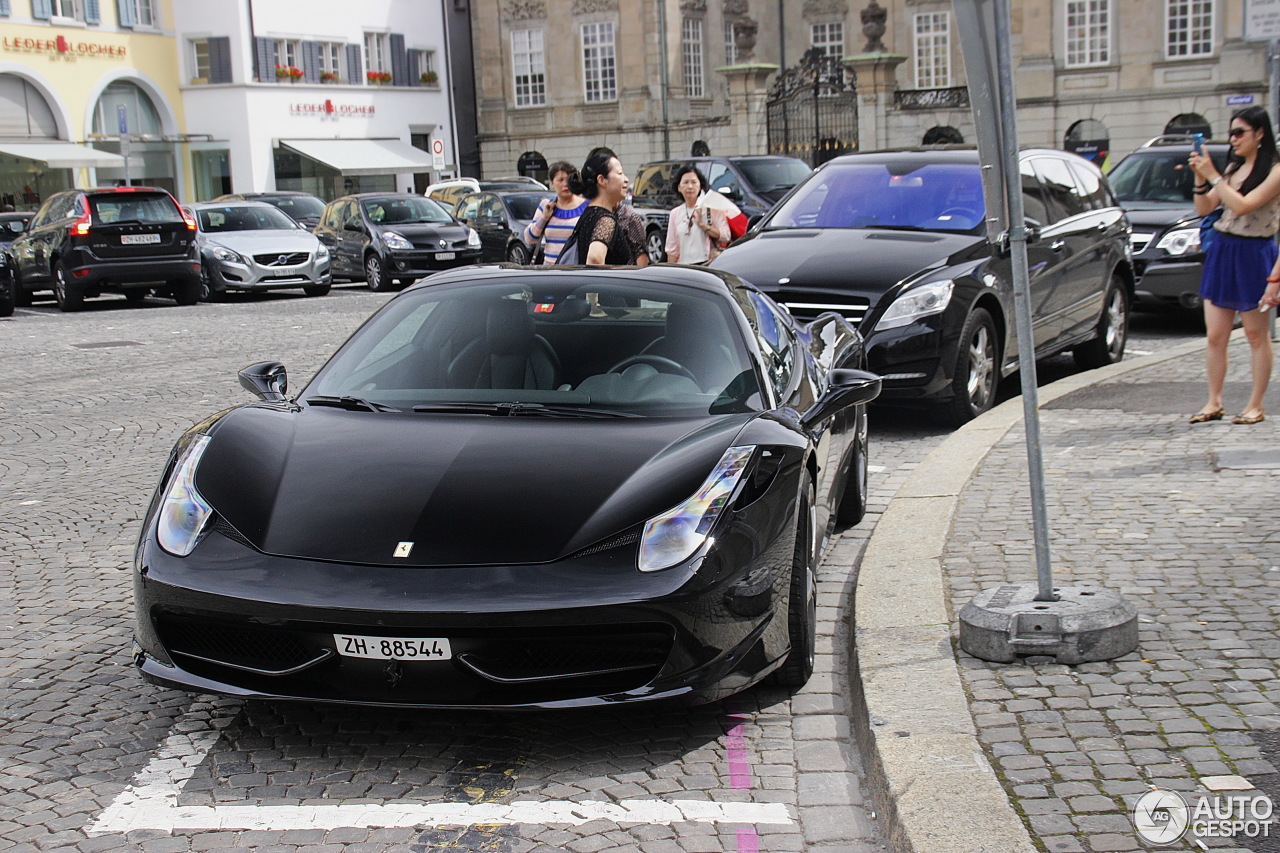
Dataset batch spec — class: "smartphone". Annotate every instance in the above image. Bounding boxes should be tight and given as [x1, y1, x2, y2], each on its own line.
[1192, 133, 1205, 155]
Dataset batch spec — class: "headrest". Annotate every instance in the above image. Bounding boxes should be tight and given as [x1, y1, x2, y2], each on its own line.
[664, 300, 718, 345]
[486, 300, 534, 357]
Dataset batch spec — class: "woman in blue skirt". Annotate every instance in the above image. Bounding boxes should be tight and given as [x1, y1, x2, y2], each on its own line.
[1189, 106, 1280, 424]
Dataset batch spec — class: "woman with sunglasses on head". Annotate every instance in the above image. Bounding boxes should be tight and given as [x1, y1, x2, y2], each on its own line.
[1188, 106, 1280, 425]
[663, 164, 729, 265]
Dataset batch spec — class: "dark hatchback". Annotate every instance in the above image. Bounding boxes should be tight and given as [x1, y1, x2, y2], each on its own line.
[712, 148, 1134, 426]
[1106, 135, 1231, 311]
[11, 187, 201, 311]
[212, 191, 327, 231]
[0, 211, 34, 317]
[131, 265, 880, 708]
[313, 193, 482, 291]
[452, 189, 546, 264]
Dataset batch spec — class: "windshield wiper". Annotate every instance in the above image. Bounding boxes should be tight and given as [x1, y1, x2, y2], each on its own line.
[412, 402, 636, 418]
[306, 395, 400, 412]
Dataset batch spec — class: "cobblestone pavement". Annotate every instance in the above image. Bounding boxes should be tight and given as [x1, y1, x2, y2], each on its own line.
[0, 288, 906, 853]
[944, 338, 1280, 853]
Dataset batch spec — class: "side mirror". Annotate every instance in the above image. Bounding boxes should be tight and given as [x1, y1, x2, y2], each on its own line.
[343, 220, 364, 233]
[801, 368, 881, 430]
[747, 213, 763, 230]
[239, 361, 288, 401]
[720, 186, 742, 201]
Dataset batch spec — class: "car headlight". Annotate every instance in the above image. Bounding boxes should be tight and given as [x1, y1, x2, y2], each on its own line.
[874, 279, 955, 332]
[638, 445, 754, 572]
[381, 232, 414, 250]
[1155, 227, 1200, 256]
[316, 242, 329, 258]
[467, 227, 482, 249]
[210, 245, 243, 263]
[156, 435, 214, 557]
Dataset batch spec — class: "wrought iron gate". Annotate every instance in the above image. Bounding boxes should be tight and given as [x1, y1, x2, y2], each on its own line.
[766, 48, 859, 166]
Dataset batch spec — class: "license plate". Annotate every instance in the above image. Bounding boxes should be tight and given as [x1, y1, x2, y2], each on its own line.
[436, 251, 455, 261]
[121, 233, 161, 245]
[334, 634, 452, 661]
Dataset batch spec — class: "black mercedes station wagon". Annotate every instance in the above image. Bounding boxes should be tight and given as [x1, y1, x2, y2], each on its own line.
[713, 148, 1134, 426]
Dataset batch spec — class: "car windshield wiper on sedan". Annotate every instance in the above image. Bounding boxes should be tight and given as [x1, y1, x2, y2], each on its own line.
[412, 401, 637, 418]
[305, 395, 400, 412]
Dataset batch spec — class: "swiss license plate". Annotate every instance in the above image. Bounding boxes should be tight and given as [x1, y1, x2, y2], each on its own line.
[334, 634, 452, 661]
[436, 251, 456, 261]
[121, 233, 161, 245]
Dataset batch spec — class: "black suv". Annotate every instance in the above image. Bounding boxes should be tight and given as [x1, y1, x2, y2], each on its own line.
[632, 155, 813, 218]
[11, 187, 201, 311]
[0, 211, 34, 317]
[1107, 135, 1231, 311]
[212, 191, 327, 231]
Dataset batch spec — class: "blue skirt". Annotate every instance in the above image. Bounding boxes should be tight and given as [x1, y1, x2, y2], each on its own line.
[1200, 231, 1279, 312]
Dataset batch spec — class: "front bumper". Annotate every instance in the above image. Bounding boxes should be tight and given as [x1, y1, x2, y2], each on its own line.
[385, 247, 482, 278]
[862, 316, 955, 402]
[207, 252, 332, 291]
[1132, 255, 1203, 307]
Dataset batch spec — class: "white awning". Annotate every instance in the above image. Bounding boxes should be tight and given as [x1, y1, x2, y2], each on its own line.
[279, 138, 435, 177]
[0, 141, 125, 168]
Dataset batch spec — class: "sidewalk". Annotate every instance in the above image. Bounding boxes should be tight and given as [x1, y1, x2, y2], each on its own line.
[853, 332, 1280, 853]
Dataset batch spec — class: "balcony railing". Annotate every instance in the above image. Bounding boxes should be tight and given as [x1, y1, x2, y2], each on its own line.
[894, 87, 970, 110]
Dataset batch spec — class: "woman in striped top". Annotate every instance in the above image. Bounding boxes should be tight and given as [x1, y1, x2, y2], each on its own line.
[522, 161, 588, 264]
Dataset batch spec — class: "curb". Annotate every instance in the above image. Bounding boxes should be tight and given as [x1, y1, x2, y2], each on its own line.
[850, 335, 1212, 853]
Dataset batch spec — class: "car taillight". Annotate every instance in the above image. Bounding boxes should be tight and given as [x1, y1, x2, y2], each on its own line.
[69, 204, 91, 237]
[181, 208, 196, 231]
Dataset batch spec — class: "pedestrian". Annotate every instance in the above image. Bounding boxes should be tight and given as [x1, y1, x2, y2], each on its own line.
[522, 161, 588, 264]
[562, 149, 634, 266]
[1189, 105, 1280, 425]
[584, 147, 648, 265]
[663, 164, 729, 265]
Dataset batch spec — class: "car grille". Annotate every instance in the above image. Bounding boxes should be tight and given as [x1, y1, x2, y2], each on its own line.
[157, 616, 322, 672]
[253, 251, 310, 266]
[779, 296, 872, 326]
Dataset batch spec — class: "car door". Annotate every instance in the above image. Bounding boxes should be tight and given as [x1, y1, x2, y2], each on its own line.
[16, 193, 69, 284]
[338, 201, 370, 273]
[473, 194, 509, 261]
[313, 200, 347, 274]
[1062, 158, 1125, 339]
[1028, 156, 1097, 349]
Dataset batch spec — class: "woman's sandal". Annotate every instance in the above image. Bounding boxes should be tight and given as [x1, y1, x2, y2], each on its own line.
[1189, 408, 1225, 423]
[1232, 411, 1266, 424]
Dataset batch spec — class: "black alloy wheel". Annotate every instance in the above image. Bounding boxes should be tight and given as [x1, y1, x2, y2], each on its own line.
[365, 253, 394, 292]
[941, 306, 998, 427]
[53, 259, 84, 312]
[835, 409, 869, 527]
[774, 473, 817, 687]
[507, 243, 530, 265]
[1073, 277, 1129, 370]
[646, 228, 667, 264]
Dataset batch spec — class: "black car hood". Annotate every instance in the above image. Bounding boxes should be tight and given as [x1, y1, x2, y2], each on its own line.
[195, 405, 751, 567]
[712, 228, 984, 301]
[1120, 204, 1198, 229]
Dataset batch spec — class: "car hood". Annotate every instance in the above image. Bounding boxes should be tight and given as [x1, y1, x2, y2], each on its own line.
[377, 221, 471, 248]
[1120, 204, 1198, 230]
[712, 228, 985, 301]
[194, 405, 752, 567]
[202, 230, 320, 251]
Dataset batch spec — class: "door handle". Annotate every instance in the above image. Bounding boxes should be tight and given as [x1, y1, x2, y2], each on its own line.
[1050, 240, 1066, 252]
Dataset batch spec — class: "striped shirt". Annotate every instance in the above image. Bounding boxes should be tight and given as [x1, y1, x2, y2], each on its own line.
[524, 200, 589, 265]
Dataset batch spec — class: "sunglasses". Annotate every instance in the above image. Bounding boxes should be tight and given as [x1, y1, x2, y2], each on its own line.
[1228, 127, 1253, 139]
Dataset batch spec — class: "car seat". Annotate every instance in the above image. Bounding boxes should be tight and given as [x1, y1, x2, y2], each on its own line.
[447, 300, 560, 390]
[641, 299, 739, 394]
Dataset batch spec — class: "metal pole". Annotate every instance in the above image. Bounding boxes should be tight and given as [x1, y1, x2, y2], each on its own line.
[992, 0, 1055, 601]
[1271, 39, 1279, 340]
[658, 0, 670, 160]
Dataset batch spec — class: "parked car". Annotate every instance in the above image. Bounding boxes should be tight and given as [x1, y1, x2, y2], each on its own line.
[712, 147, 1134, 426]
[186, 201, 332, 300]
[313, 193, 482, 291]
[632, 155, 813, 220]
[10, 187, 201, 312]
[211, 191, 327, 231]
[425, 178, 481, 210]
[130, 264, 880, 708]
[0, 211, 34, 317]
[452, 189, 547, 263]
[1106, 134, 1232, 311]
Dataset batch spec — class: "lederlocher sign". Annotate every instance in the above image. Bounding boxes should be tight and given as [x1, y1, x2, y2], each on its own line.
[2, 34, 128, 59]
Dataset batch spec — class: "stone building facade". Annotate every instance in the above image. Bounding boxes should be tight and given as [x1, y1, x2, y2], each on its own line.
[470, 0, 1271, 178]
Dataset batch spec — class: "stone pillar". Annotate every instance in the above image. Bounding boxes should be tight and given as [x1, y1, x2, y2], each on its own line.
[718, 63, 779, 155]
[846, 53, 907, 153]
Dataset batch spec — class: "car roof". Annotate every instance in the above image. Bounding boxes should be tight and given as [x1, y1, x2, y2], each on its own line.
[189, 200, 281, 209]
[407, 262, 748, 297]
[79, 186, 171, 195]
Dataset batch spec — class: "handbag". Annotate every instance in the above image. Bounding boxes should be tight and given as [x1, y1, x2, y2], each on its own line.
[1199, 207, 1223, 253]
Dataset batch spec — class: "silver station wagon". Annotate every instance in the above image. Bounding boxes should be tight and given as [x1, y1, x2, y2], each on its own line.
[187, 201, 332, 300]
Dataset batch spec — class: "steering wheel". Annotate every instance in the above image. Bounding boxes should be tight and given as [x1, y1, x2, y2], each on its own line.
[608, 354, 698, 382]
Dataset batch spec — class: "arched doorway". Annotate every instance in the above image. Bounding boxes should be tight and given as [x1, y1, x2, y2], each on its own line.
[1164, 113, 1210, 138]
[517, 150, 548, 184]
[0, 73, 69, 208]
[1065, 118, 1110, 169]
[90, 81, 176, 192]
[922, 126, 964, 145]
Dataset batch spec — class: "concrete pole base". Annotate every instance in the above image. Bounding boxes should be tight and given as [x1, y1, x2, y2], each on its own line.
[958, 581, 1138, 664]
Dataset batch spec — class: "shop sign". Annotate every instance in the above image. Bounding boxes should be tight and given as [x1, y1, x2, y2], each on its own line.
[289, 100, 376, 118]
[1, 34, 128, 59]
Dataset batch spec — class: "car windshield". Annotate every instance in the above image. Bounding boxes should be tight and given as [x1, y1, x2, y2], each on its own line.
[734, 158, 813, 194]
[1107, 150, 1230, 203]
[90, 193, 183, 224]
[503, 193, 547, 221]
[363, 197, 453, 224]
[767, 161, 985, 233]
[198, 206, 300, 232]
[304, 278, 764, 417]
[260, 195, 325, 219]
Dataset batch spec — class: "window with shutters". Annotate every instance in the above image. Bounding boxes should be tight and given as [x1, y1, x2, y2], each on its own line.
[1167, 0, 1213, 58]
[365, 32, 390, 74]
[190, 38, 211, 82]
[1065, 0, 1110, 67]
[275, 40, 300, 72]
[512, 29, 546, 107]
[131, 0, 154, 27]
[682, 18, 704, 98]
[53, 0, 83, 21]
[318, 42, 343, 81]
[581, 21, 616, 103]
[913, 12, 950, 88]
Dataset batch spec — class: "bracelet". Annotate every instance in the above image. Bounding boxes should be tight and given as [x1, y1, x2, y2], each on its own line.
[1268, 276, 1280, 284]
[1193, 186, 1210, 195]
[1210, 176, 1222, 187]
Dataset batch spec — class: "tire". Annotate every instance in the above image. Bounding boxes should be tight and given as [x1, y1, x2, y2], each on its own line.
[365, 253, 394, 291]
[303, 284, 331, 297]
[52, 260, 84, 312]
[1073, 277, 1129, 370]
[835, 409, 869, 527]
[507, 243, 530, 265]
[773, 473, 817, 688]
[172, 277, 200, 306]
[646, 227, 667, 264]
[12, 267, 31, 307]
[938, 306, 998, 428]
[0, 276, 13, 318]
[123, 288, 148, 304]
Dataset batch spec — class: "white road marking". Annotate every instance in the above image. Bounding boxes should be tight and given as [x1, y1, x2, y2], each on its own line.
[89, 710, 793, 835]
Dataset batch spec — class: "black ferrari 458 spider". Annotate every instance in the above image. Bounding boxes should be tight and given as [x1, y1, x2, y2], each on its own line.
[133, 264, 880, 708]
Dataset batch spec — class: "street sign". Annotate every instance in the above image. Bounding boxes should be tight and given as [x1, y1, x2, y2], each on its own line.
[1246, 0, 1280, 41]
[1228, 94, 1257, 105]
[431, 138, 445, 170]
[117, 104, 128, 135]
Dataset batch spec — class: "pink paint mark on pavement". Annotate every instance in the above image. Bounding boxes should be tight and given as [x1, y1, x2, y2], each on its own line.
[735, 826, 760, 852]
[725, 709, 760, 853]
